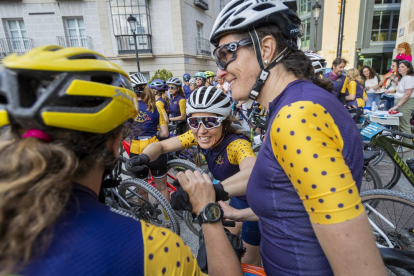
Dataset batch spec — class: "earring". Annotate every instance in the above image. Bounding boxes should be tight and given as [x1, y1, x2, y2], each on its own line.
[264, 60, 268, 66]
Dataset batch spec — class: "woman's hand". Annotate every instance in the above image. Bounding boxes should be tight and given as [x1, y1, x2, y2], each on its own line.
[366, 86, 370, 90]
[389, 105, 399, 112]
[373, 85, 380, 90]
[218, 201, 240, 221]
[177, 170, 215, 215]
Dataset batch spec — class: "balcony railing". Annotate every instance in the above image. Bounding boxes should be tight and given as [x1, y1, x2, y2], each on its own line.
[196, 37, 211, 56]
[194, 0, 208, 10]
[56, 36, 92, 49]
[115, 35, 152, 55]
[0, 37, 34, 60]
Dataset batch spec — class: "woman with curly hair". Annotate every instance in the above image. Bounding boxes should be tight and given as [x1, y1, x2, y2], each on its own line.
[396, 42, 412, 62]
[360, 65, 380, 108]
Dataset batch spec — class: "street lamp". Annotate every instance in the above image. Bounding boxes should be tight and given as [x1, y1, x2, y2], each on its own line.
[312, 1, 322, 50]
[127, 14, 141, 72]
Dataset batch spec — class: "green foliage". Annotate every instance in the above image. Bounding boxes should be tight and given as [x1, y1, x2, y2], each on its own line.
[149, 69, 173, 82]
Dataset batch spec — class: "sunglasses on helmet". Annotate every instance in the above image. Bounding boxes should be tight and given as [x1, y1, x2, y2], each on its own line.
[213, 39, 253, 70]
[187, 116, 226, 130]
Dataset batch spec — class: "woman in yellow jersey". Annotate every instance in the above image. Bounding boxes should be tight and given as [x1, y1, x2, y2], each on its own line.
[168, 77, 187, 135]
[129, 85, 170, 200]
[149, 79, 170, 125]
[345, 68, 368, 108]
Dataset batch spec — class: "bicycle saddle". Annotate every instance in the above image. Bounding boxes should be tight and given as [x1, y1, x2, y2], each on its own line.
[363, 150, 381, 162]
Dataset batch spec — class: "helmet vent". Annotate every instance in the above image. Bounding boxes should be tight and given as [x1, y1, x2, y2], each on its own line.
[226, 0, 245, 15]
[68, 54, 105, 60]
[229, 18, 246, 27]
[253, 3, 275, 11]
[233, 2, 252, 16]
[217, 12, 234, 30]
[0, 95, 7, 104]
[91, 75, 113, 85]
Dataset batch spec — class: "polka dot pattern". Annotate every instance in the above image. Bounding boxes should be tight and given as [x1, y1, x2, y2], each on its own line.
[226, 139, 256, 165]
[270, 101, 364, 224]
[140, 221, 203, 275]
[178, 130, 197, 149]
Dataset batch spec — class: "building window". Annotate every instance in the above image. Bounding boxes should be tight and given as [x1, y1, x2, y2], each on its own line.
[110, 0, 152, 54]
[299, 0, 311, 16]
[6, 19, 31, 52]
[196, 22, 203, 48]
[374, 0, 401, 4]
[65, 18, 87, 47]
[371, 10, 399, 42]
[301, 18, 310, 49]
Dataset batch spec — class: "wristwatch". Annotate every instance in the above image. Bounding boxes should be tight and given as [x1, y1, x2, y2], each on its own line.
[197, 203, 223, 226]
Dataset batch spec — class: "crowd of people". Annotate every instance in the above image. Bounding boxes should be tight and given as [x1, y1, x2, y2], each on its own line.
[0, 0, 413, 275]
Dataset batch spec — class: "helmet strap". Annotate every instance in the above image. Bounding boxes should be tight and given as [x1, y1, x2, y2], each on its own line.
[245, 28, 291, 108]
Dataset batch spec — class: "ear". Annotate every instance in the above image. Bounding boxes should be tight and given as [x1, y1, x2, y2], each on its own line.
[261, 35, 278, 65]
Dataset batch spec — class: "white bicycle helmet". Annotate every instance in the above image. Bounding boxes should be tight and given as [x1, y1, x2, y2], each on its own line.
[209, 0, 301, 108]
[189, 78, 196, 86]
[130, 72, 147, 87]
[166, 77, 182, 86]
[187, 86, 231, 117]
[304, 50, 327, 74]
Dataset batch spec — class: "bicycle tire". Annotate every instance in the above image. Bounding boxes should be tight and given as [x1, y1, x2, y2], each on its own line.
[166, 159, 212, 236]
[383, 165, 402, 190]
[361, 165, 383, 193]
[117, 178, 180, 235]
[387, 266, 414, 276]
[360, 190, 414, 252]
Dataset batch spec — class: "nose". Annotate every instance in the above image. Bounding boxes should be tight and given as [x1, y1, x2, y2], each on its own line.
[198, 123, 208, 134]
[217, 68, 227, 80]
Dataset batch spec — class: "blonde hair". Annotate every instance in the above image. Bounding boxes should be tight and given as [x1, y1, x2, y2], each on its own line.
[398, 42, 412, 56]
[0, 125, 125, 276]
[346, 68, 364, 85]
[156, 92, 170, 111]
[140, 86, 156, 113]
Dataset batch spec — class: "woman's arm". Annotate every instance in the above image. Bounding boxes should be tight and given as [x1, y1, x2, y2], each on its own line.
[142, 136, 183, 161]
[218, 201, 259, 221]
[221, 157, 255, 196]
[312, 212, 386, 276]
[170, 99, 187, 121]
[390, 88, 414, 111]
[159, 124, 169, 138]
[345, 81, 357, 101]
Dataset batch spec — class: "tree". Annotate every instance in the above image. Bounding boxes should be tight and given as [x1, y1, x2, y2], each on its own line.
[150, 69, 173, 82]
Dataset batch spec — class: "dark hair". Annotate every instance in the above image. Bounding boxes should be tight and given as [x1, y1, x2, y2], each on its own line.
[234, 25, 333, 93]
[359, 66, 376, 81]
[398, 60, 414, 76]
[391, 59, 403, 80]
[140, 86, 155, 113]
[332, 57, 348, 69]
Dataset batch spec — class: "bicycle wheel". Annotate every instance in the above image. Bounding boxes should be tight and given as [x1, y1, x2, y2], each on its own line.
[361, 165, 383, 193]
[166, 159, 211, 235]
[361, 190, 414, 252]
[117, 178, 180, 235]
[372, 154, 401, 190]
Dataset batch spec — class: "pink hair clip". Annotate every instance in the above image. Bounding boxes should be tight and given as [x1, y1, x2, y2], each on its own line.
[22, 129, 52, 142]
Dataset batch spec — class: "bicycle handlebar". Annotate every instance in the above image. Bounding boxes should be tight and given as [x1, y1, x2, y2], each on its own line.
[390, 130, 414, 140]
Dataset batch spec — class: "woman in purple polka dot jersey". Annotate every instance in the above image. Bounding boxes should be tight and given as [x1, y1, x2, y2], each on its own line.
[209, 0, 387, 275]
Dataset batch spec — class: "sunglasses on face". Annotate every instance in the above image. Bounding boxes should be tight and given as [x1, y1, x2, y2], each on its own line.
[195, 77, 204, 81]
[213, 39, 253, 70]
[168, 86, 177, 89]
[187, 116, 225, 130]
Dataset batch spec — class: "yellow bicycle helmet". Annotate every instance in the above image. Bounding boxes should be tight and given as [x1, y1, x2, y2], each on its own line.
[205, 71, 216, 78]
[0, 45, 138, 134]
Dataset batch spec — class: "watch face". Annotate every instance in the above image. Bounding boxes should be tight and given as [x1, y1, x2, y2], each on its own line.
[205, 203, 221, 221]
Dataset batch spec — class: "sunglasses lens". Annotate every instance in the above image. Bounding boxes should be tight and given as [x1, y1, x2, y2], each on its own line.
[187, 117, 200, 129]
[214, 45, 235, 70]
[202, 117, 221, 129]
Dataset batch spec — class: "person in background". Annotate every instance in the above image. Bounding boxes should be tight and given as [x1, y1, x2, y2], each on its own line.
[195, 72, 207, 88]
[304, 50, 327, 77]
[216, 78, 230, 95]
[379, 59, 400, 110]
[360, 65, 380, 108]
[183, 73, 192, 99]
[396, 42, 412, 62]
[389, 60, 414, 152]
[168, 77, 187, 135]
[130, 72, 148, 92]
[345, 68, 368, 108]
[323, 57, 348, 105]
[205, 71, 216, 87]
[154, 84, 170, 125]
[189, 78, 197, 92]
[149, 79, 168, 97]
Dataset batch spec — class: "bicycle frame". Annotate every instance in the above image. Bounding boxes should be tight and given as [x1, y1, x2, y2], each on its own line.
[371, 134, 414, 186]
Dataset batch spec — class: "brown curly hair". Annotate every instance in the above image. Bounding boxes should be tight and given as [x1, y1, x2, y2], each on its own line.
[398, 42, 412, 56]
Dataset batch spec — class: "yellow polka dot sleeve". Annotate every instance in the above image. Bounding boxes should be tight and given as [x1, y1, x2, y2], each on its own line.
[156, 101, 167, 117]
[270, 101, 363, 224]
[178, 130, 197, 148]
[179, 99, 186, 115]
[155, 104, 167, 126]
[141, 221, 206, 276]
[226, 139, 256, 165]
[341, 76, 349, 94]
[347, 80, 357, 97]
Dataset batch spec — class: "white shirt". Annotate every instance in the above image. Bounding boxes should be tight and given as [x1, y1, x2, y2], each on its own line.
[395, 75, 414, 99]
[365, 77, 379, 94]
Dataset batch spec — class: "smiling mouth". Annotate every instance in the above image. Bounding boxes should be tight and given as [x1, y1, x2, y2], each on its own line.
[198, 136, 211, 142]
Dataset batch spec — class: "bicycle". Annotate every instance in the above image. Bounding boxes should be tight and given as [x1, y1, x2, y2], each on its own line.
[361, 189, 414, 275]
